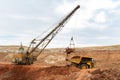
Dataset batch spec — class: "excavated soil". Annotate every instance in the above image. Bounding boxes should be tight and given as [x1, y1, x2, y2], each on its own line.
[0, 45, 120, 80]
[90, 68, 120, 80]
[0, 63, 93, 80]
[1, 63, 120, 80]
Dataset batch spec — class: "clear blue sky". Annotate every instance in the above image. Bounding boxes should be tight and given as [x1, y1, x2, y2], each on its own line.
[0, 0, 120, 48]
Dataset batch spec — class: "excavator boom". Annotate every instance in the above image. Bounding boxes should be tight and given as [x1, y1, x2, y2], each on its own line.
[12, 5, 80, 65]
[28, 5, 80, 55]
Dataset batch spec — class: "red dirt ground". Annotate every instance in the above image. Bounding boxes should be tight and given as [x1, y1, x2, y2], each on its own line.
[0, 62, 94, 80]
[0, 45, 120, 80]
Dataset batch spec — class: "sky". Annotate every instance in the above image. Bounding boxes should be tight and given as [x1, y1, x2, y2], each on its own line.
[0, 0, 120, 48]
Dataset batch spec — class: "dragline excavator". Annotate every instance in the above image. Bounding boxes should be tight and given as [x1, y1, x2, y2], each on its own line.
[12, 5, 80, 65]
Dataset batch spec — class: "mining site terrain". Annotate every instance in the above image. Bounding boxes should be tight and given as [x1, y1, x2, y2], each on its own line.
[0, 45, 120, 80]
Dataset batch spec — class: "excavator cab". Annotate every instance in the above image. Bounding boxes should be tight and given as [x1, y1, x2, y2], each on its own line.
[12, 43, 25, 64]
[12, 43, 35, 65]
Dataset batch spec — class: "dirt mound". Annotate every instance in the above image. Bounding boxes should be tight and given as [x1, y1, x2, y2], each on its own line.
[90, 68, 120, 80]
[0, 63, 83, 80]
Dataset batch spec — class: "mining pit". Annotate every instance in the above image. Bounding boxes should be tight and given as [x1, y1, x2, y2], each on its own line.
[0, 45, 120, 80]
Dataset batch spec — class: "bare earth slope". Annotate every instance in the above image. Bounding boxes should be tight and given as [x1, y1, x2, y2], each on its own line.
[0, 45, 120, 80]
[0, 62, 93, 80]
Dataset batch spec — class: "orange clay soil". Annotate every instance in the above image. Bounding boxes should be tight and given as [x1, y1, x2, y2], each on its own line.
[0, 63, 94, 80]
[0, 45, 120, 80]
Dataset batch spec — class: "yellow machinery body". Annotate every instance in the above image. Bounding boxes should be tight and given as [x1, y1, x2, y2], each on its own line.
[67, 56, 95, 69]
[12, 52, 36, 65]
